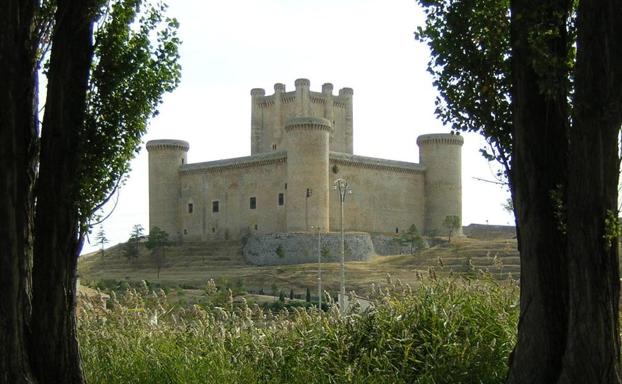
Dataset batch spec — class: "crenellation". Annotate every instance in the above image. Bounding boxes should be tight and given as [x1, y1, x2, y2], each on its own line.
[148, 79, 463, 247]
[250, 88, 265, 96]
[338, 87, 354, 96]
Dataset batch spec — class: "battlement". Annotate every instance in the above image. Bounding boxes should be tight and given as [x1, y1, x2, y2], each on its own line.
[181, 151, 287, 173]
[416, 133, 464, 146]
[330, 152, 426, 174]
[146, 139, 189, 152]
[250, 80, 354, 105]
[284, 116, 332, 132]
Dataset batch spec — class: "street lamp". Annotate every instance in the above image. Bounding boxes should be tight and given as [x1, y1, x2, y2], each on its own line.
[305, 187, 312, 231]
[333, 178, 351, 310]
[311, 225, 322, 312]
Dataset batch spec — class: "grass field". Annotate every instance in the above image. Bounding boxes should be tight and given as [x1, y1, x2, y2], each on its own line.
[78, 275, 519, 384]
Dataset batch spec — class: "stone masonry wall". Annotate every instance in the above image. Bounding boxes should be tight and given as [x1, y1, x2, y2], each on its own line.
[243, 232, 375, 266]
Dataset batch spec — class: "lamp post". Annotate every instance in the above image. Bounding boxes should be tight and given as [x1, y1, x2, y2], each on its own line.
[305, 187, 312, 231]
[312, 225, 322, 312]
[333, 178, 351, 310]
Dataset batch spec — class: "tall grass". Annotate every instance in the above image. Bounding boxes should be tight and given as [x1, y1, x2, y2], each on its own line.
[79, 276, 518, 383]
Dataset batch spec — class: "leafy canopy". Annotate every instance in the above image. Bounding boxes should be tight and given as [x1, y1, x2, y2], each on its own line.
[146, 226, 170, 250]
[415, 0, 512, 176]
[78, 0, 181, 230]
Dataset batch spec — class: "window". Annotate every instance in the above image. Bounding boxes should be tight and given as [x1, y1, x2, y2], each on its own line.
[212, 201, 219, 213]
[395, 227, 399, 234]
[181, 158, 185, 165]
[284, 183, 287, 190]
[272, 144, 277, 150]
[183, 229, 188, 235]
[187, 203, 193, 213]
[250, 197, 256, 209]
[254, 224, 258, 230]
[278, 193, 284, 206]
[212, 227, 215, 233]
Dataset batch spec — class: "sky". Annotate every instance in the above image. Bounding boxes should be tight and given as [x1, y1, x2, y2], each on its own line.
[83, 0, 514, 254]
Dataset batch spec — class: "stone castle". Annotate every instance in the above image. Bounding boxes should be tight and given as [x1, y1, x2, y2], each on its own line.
[146, 79, 463, 248]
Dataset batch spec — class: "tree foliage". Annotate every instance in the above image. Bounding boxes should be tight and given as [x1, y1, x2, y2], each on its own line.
[396, 224, 425, 254]
[415, 0, 513, 175]
[95, 225, 109, 259]
[0, 0, 179, 383]
[416, 0, 622, 380]
[79, 0, 181, 228]
[146, 226, 170, 279]
[124, 224, 144, 261]
[442, 215, 461, 243]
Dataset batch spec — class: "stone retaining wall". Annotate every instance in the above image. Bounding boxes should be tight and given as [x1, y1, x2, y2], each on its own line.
[243, 232, 375, 265]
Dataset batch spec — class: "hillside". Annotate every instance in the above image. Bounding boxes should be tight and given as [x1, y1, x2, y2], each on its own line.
[78, 234, 519, 296]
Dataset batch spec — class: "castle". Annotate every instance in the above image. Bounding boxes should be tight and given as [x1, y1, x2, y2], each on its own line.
[146, 79, 463, 244]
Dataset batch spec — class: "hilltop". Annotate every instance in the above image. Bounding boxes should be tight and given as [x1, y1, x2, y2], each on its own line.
[79, 226, 518, 296]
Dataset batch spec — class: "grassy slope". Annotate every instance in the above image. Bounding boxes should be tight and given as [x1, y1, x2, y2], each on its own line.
[79, 236, 519, 296]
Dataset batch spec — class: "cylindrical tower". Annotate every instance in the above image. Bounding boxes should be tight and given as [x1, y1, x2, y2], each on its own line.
[417, 133, 464, 235]
[250, 88, 265, 155]
[272, 83, 285, 148]
[285, 117, 331, 232]
[339, 87, 354, 154]
[146, 139, 189, 238]
[295, 78, 310, 116]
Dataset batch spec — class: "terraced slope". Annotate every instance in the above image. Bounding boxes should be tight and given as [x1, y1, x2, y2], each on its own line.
[79, 236, 519, 296]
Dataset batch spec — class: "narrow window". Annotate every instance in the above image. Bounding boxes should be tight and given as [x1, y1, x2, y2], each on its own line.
[188, 203, 193, 213]
[183, 229, 188, 235]
[254, 224, 258, 230]
[212, 201, 219, 213]
[395, 227, 399, 234]
[278, 193, 284, 206]
[284, 183, 287, 190]
[181, 158, 185, 164]
[272, 144, 277, 150]
[250, 196, 256, 209]
[212, 227, 215, 233]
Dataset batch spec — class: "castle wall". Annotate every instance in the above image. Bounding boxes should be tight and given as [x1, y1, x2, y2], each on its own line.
[328, 154, 426, 235]
[149, 81, 464, 259]
[178, 153, 287, 241]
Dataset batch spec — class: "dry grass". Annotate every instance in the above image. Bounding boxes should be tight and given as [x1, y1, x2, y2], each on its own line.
[79, 236, 519, 296]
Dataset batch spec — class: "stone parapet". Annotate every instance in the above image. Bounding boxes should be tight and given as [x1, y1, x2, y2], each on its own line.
[284, 116, 332, 132]
[416, 133, 464, 146]
[180, 151, 287, 173]
[330, 152, 425, 174]
[146, 139, 189, 152]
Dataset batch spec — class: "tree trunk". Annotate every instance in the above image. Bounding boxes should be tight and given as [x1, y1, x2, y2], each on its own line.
[506, 0, 572, 382]
[30, 1, 97, 382]
[0, 1, 39, 383]
[559, 0, 622, 381]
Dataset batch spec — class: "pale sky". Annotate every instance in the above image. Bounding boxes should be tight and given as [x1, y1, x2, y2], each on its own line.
[83, 0, 514, 253]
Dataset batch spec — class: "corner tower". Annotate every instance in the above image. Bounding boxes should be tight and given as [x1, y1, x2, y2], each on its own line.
[146, 139, 189, 238]
[285, 117, 331, 232]
[417, 133, 464, 235]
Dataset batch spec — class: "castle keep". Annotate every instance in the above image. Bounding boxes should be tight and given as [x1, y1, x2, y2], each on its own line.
[147, 79, 463, 244]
